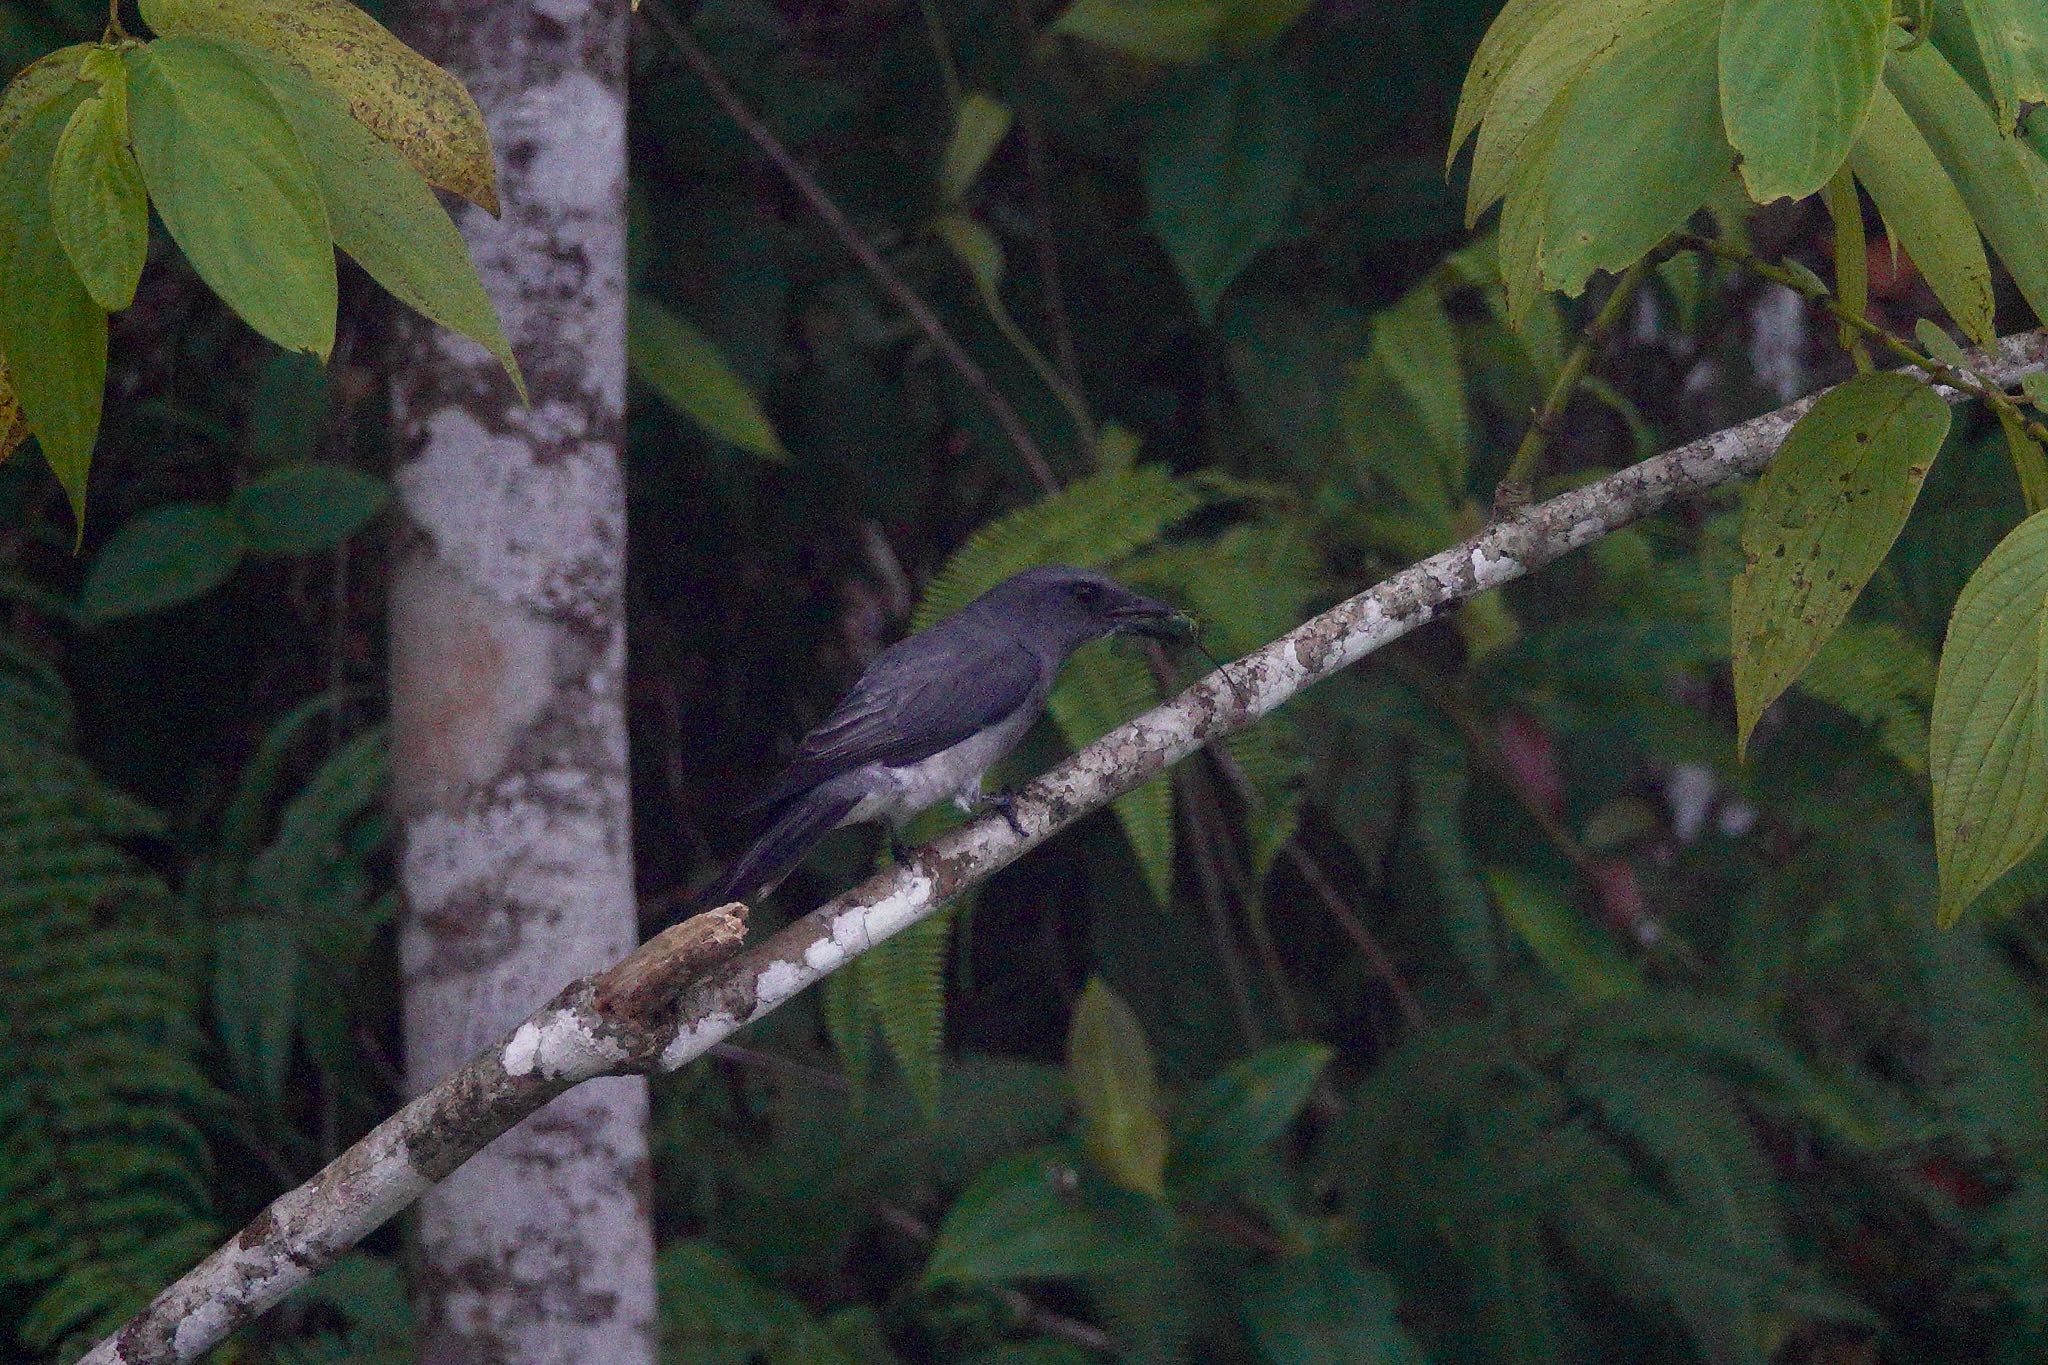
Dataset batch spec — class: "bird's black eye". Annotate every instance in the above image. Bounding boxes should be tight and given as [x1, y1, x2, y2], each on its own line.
[1072, 581, 1103, 606]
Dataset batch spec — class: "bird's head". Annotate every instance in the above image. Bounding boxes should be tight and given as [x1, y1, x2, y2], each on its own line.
[969, 565, 1190, 655]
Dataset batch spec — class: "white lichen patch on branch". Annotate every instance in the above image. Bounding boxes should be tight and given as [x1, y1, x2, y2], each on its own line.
[501, 1010, 627, 1080]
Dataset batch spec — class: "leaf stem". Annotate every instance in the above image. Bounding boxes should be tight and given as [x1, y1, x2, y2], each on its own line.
[1680, 231, 2048, 453]
[1493, 254, 1657, 515]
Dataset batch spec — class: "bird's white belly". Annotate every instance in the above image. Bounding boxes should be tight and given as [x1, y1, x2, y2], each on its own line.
[837, 706, 1037, 829]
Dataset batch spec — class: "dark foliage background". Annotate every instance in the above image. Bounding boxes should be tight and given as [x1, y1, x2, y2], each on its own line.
[5, 0, 2048, 1360]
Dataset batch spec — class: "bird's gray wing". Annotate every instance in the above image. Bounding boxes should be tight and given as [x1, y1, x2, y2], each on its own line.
[756, 630, 1041, 808]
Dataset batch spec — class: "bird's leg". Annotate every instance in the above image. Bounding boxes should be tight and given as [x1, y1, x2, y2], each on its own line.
[972, 789, 1027, 838]
[888, 831, 915, 865]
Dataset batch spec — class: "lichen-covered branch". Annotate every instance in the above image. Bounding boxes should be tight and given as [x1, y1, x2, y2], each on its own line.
[83, 331, 2048, 1365]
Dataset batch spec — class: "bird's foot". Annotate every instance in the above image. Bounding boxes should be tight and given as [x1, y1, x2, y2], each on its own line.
[974, 790, 1027, 838]
[888, 833, 915, 866]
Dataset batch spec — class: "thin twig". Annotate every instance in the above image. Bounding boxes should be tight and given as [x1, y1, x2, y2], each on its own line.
[640, 0, 1061, 493]
[1007, 0, 1092, 444]
[1178, 769, 1266, 1046]
[1494, 253, 1660, 514]
[1280, 844, 1426, 1030]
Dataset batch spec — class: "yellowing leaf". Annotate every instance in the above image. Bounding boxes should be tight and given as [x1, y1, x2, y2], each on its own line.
[1449, 0, 1572, 171]
[1538, 0, 1732, 298]
[933, 210, 1005, 303]
[1885, 42, 2048, 329]
[1467, 0, 1656, 227]
[628, 295, 785, 460]
[938, 92, 1011, 204]
[126, 39, 337, 358]
[1730, 373, 1950, 755]
[0, 355, 31, 465]
[1932, 509, 2048, 921]
[137, 0, 498, 212]
[1850, 81, 1996, 347]
[246, 50, 522, 396]
[51, 68, 148, 313]
[1720, 0, 1888, 202]
[1956, 0, 2048, 130]
[1049, 0, 1223, 63]
[0, 43, 95, 156]
[1066, 978, 1169, 1198]
[0, 89, 106, 529]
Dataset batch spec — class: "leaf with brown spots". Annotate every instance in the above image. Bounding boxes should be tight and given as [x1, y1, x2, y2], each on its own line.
[1731, 372, 1950, 758]
[136, 0, 499, 213]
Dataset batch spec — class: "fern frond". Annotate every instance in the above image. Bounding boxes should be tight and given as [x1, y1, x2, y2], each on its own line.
[1126, 517, 1321, 660]
[914, 465, 1210, 629]
[0, 648, 224, 1357]
[1405, 733, 1498, 991]
[1048, 648, 1173, 905]
[859, 908, 952, 1117]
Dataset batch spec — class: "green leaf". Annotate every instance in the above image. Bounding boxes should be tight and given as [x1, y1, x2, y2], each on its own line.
[1218, 0, 1315, 51]
[1537, 0, 1732, 298]
[1849, 80, 1996, 346]
[1932, 508, 2048, 921]
[138, 0, 499, 211]
[1916, 317, 1971, 370]
[50, 57, 147, 313]
[1145, 60, 1304, 320]
[1463, 0, 1649, 228]
[1241, 1248, 1428, 1365]
[629, 294, 786, 461]
[1448, 0, 1573, 174]
[125, 38, 337, 358]
[245, 51, 523, 397]
[1885, 40, 2048, 328]
[1066, 978, 1169, 1198]
[0, 85, 105, 529]
[1955, 0, 2048, 130]
[1048, 0, 1222, 63]
[1168, 1041, 1332, 1195]
[1730, 372, 1950, 754]
[938, 92, 1011, 204]
[923, 1148, 1165, 1286]
[1720, 0, 1889, 202]
[227, 464, 389, 554]
[859, 907, 950, 1116]
[81, 502, 248, 621]
[1487, 867, 1645, 1003]
[934, 210, 1006, 304]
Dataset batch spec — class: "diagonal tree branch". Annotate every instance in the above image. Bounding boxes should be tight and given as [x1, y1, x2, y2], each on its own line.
[83, 331, 2048, 1365]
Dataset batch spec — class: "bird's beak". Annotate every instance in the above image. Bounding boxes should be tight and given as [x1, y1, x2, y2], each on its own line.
[1110, 595, 1193, 641]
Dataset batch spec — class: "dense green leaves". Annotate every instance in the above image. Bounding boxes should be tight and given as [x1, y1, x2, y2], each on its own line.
[1145, 60, 1304, 320]
[1932, 510, 2048, 921]
[1241, 1249, 1427, 1365]
[138, 0, 500, 211]
[250, 52, 522, 395]
[1066, 979, 1169, 1197]
[1849, 81, 1996, 347]
[126, 39, 337, 358]
[0, 86, 104, 527]
[1885, 40, 2048, 327]
[1731, 373, 1950, 754]
[1719, 0, 1888, 202]
[629, 295, 785, 460]
[1535, 0, 1728, 298]
[50, 53, 146, 313]
[1955, 0, 2048, 130]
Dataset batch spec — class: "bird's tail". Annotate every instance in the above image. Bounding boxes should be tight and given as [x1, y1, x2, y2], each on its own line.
[698, 785, 861, 910]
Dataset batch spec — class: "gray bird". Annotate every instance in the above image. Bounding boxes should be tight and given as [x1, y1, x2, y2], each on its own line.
[703, 566, 1186, 907]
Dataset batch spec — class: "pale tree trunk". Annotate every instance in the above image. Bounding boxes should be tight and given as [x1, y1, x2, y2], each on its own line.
[385, 0, 653, 1358]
